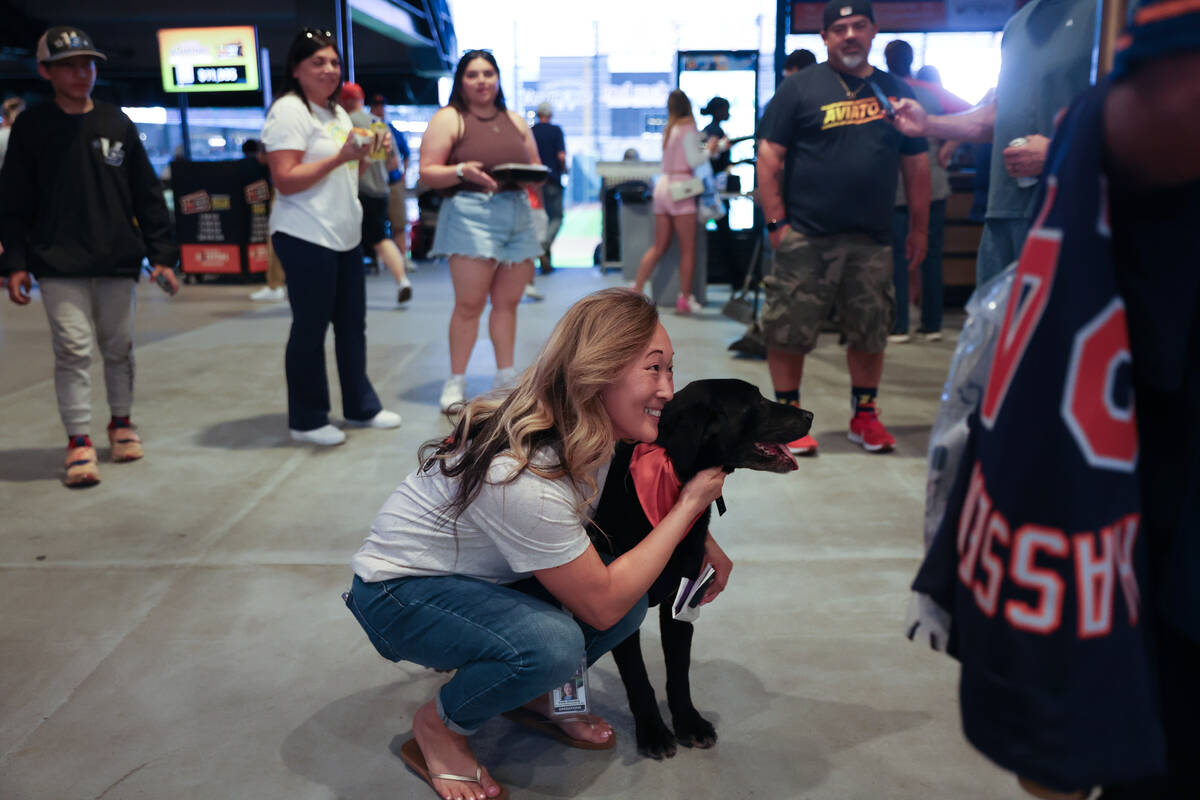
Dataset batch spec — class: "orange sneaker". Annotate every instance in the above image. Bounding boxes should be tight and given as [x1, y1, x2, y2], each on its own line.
[65, 438, 100, 487]
[847, 409, 895, 453]
[108, 425, 144, 462]
[788, 433, 819, 456]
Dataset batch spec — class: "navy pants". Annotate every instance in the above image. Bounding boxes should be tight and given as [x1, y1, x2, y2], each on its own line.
[891, 199, 946, 335]
[272, 232, 382, 431]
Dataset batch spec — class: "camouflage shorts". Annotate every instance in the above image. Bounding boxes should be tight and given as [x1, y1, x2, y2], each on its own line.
[761, 229, 895, 354]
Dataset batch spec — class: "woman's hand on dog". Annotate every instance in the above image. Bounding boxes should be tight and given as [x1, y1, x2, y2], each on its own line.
[678, 466, 727, 518]
[699, 533, 733, 605]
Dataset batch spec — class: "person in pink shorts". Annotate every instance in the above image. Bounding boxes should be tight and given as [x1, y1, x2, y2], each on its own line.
[632, 90, 716, 314]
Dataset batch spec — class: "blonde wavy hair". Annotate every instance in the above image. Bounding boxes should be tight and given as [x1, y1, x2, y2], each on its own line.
[662, 89, 694, 149]
[419, 288, 661, 521]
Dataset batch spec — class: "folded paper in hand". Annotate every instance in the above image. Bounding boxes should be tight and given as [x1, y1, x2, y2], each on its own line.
[672, 565, 716, 623]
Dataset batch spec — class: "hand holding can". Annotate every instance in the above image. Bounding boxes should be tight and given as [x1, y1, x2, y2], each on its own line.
[1007, 137, 1039, 188]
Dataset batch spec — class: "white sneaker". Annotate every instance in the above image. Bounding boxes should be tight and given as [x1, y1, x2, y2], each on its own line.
[289, 424, 346, 446]
[440, 375, 467, 412]
[346, 409, 402, 429]
[918, 330, 943, 342]
[250, 286, 286, 302]
[888, 332, 912, 343]
[492, 368, 517, 390]
[523, 283, 544, 301]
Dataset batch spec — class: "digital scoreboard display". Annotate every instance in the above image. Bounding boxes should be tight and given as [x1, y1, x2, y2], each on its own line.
[158, 26, 259, 93]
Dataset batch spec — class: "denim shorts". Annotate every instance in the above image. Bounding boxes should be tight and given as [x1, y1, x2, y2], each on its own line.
[431, 190, 542, 264]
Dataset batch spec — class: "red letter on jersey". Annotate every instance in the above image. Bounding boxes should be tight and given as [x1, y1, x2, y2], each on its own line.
[973, 510, 1011, 618]
[957, 462, 991, 588]
[981, 179, 1062, 430]
[1061, 297, 1138, 472]
[1073, 529, 1115, 638]
[1111, 513, 1142, 625]
[1006, 524, 1068, 634]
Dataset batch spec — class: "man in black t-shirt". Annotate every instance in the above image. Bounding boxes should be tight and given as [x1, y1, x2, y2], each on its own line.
[756, 0, 930, 456]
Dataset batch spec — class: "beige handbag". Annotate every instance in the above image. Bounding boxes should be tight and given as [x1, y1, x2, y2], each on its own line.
[668, 176, 705, 202]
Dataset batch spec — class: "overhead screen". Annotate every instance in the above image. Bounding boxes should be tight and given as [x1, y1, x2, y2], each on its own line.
[157, 26, 260, 94]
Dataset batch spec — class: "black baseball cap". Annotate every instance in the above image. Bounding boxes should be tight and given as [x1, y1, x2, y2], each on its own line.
[37, 26, 107, 64]
[823, 0, 875, 30]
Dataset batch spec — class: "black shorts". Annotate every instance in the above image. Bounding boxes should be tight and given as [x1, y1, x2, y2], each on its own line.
[360, 194, 390, 246]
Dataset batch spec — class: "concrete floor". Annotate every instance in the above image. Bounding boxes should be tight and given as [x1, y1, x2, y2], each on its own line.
[0, 263, 1022, 799]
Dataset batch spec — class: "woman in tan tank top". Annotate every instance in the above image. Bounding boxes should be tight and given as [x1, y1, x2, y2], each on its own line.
[419, 51, 543, 413]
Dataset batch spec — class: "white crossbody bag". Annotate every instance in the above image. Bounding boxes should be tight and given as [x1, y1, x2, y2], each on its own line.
[668, 176, 705, 201]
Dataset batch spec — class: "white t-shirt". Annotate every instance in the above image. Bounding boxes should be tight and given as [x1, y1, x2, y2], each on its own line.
[260, 94, 362, 251]
[352, 450, 610, 584]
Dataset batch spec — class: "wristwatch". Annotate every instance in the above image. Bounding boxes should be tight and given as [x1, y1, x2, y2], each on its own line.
[765, 218, 783, 232]
[455, 163, 465, 181]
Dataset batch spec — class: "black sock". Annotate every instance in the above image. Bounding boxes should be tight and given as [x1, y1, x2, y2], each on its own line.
[108, 416, 131, 430]
[775, 389, 800, 406]
[852, 386, 878, 414]
[69, 434, 92, 448]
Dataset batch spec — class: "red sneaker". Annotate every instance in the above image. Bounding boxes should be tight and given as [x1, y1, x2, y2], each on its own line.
[848, 409, 895, 453]
[788, 433, 819, 456]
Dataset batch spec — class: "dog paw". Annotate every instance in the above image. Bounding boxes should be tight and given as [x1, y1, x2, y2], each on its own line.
[672, 709, 717, 749]
[635, 717, 678, 760]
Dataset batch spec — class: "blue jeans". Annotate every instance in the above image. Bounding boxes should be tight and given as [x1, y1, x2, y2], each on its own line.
[541, 182, 564, 249]
[344, 572, 647, 735]
[271, 232, 382, 431]
[891, 199, 946, 334]
[975, 216, 1032, 286]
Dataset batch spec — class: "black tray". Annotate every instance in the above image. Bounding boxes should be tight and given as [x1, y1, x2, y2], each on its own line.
[490, 163, 550, 185]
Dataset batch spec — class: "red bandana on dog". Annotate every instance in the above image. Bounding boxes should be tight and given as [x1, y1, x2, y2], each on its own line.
[629, 443, 681, 526]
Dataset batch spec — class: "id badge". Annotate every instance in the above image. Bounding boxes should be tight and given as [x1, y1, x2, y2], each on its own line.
[550, 658, 589, 717]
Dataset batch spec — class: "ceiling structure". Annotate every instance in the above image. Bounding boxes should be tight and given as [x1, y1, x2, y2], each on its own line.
[0, 0, 458, 107]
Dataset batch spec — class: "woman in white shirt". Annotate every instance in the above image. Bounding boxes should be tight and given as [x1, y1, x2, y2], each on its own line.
[260, 29, 400, 446]
[346, 288, 728, 800]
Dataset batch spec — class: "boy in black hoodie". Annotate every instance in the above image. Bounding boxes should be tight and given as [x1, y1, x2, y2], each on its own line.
[0, 26, 179, 487]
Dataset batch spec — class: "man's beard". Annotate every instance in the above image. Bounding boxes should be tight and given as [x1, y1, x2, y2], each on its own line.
[840, 53, 865, 70]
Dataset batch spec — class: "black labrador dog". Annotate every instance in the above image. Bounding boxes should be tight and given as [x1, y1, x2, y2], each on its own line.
[588, 378, 813, 759]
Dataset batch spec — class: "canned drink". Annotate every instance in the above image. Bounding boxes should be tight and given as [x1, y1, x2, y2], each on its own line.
[1007, 137, 1038, 188]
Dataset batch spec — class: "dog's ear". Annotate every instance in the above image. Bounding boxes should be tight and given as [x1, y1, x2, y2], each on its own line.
[657, 403, 710, 476]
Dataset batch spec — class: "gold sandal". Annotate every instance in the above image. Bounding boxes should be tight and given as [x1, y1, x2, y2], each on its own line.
[399, 738, 509, 800]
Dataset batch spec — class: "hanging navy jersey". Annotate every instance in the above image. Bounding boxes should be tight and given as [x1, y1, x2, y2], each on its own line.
[913, 83, 1165, 791]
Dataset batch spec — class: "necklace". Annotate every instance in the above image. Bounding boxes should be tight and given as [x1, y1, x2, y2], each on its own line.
[469, 109, 499, 121]
[834, 71, 864, 100]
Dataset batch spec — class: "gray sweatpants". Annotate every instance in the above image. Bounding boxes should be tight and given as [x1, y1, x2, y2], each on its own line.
[38, 277, 137, 437]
